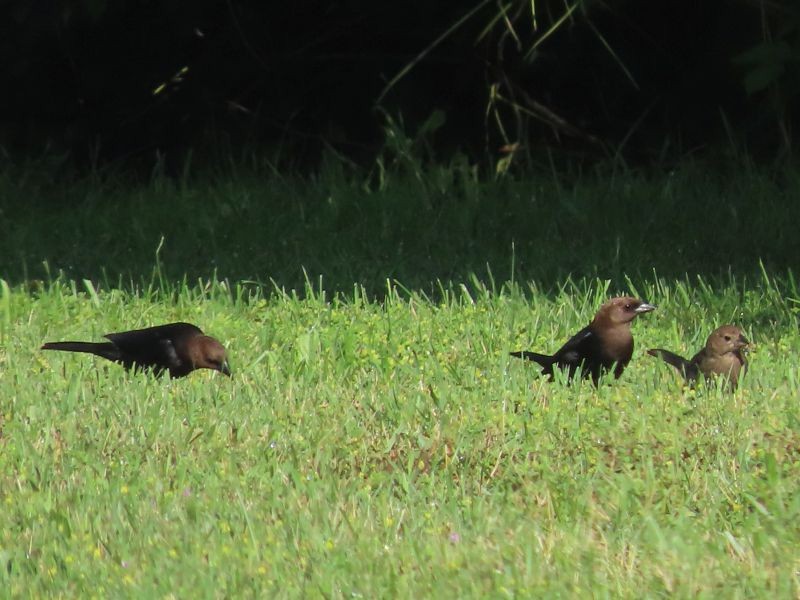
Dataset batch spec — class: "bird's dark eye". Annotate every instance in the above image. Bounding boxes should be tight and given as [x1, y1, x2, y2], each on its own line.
[724, 335, 731, 341]
[625, 303, 632, 310]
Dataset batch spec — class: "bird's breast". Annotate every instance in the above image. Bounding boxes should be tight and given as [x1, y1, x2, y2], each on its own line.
[599, 327, 634, 364]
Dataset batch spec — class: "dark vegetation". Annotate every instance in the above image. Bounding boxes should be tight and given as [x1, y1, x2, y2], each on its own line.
[2, 0, 800, 294]
[3, 0, 800, 172]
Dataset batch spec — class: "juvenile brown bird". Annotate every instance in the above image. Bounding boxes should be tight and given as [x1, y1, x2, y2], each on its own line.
[511, 296, 656, 384]
[647, 324, 748, 389]
[41, 322, 231, 378]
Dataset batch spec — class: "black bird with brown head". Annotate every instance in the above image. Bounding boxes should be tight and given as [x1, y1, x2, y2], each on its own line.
[42, 322, 231, 379]
[511, 296, 656, 384]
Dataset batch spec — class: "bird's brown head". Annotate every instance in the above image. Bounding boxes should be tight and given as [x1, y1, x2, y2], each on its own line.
[191, 335, 231, 376]
[706, 325, 748, 355]
[595, 296, 656, 326]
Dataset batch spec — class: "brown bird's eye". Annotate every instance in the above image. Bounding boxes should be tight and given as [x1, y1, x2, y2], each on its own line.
[624, 303, 632, 310]
[724, 335, 731, 341]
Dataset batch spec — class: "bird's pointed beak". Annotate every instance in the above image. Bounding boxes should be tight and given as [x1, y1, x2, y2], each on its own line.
[737, 335, 749, 348]
[219, 360, 232, 377]
[635, 302, 656, 314]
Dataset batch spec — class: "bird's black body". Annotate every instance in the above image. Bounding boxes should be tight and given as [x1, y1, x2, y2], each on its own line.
[511, 325, 628, 384]
[42, 322, 230, 378]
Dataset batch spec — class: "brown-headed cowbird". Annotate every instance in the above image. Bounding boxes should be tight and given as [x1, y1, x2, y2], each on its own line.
[647, 324, 748, 389]
[41, 322, 231, 378]
[511, 296, 656, 384]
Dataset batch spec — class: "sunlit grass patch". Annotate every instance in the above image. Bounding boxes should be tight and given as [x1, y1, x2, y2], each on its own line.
[1, 271, 798, 596]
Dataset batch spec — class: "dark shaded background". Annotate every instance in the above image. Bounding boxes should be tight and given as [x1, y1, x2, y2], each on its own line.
[2, 0, 799, 173]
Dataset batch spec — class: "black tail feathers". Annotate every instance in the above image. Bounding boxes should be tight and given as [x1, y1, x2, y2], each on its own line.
[41, 341, 121, 362]
[510, 351, 557, 376]
[510, 350, 554, 364]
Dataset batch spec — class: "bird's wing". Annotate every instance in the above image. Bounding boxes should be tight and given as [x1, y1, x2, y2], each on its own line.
[157, 338, 183, 369]
[552, 326, 595, 365]
[105, 323, 197, 370]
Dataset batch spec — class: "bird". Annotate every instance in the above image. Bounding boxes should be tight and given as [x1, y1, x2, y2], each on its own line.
[41, 322, 231, 378]
[647, 324, 748, 389]
[510, 296, 656, 384]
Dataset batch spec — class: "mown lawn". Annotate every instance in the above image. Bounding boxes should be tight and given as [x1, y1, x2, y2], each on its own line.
[1, 162, 799, 597]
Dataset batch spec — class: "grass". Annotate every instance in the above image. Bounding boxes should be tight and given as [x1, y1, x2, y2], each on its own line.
[2, 157, 800, 294]
[1, 159, 800, 596]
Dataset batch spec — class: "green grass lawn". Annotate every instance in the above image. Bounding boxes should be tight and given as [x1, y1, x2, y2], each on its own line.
[1, 162, 800, 596]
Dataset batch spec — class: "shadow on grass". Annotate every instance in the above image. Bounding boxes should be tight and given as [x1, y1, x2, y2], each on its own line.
[2, 159, 800, 298]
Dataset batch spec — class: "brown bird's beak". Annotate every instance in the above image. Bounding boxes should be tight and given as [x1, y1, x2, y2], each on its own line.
[634, 302, 656, 314]
[219, 360, 232, 377]
[737, 335, 749, 349]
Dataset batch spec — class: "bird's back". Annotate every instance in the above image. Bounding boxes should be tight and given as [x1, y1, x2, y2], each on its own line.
[104, 322, 204, 374]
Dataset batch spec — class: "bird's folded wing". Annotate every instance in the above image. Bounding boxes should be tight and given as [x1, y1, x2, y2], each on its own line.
[105, 327, 187, 369]
[553, 327, 594, 364]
